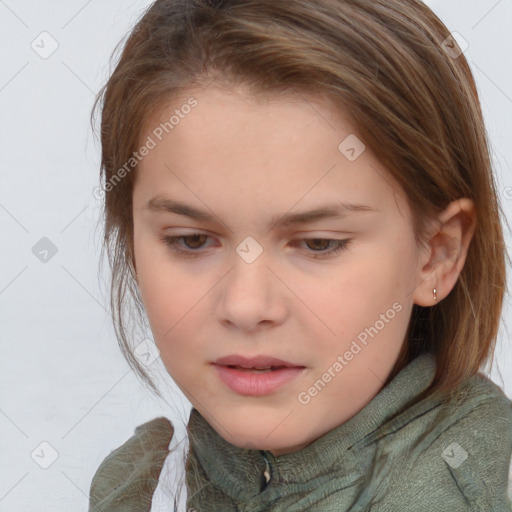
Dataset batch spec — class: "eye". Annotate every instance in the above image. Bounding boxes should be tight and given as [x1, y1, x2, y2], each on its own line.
[160, 234, 210, 259]
[159, 233, 351, 259]
[290, 238, 351, 259]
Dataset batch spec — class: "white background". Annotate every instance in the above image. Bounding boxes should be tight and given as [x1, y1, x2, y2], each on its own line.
[1, 1, 511, 510]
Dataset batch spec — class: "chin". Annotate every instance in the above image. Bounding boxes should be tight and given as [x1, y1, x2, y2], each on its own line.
[199, 403, 317, 453]
[218, 424, 306, 454]
[229, 435, 295, 452]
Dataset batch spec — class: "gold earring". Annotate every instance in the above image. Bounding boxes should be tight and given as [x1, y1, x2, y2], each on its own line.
[433, 288, 437, 301]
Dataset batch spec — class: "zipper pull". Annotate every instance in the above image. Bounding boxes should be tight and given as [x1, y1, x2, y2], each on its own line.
[259, 450, 272, 491]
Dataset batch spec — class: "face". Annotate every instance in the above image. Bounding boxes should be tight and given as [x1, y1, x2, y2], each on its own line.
[132, 83, 427, 456]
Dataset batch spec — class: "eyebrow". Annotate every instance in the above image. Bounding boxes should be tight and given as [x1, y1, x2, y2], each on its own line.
[144, 197, 376, 229]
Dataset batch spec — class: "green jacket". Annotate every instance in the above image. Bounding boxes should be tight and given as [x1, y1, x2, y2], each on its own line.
[88, 352, 512, 511]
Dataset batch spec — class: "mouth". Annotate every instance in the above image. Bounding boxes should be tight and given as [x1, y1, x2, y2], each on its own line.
[211, 354, 306, 396]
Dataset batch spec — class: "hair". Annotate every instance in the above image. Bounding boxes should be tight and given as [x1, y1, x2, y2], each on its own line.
[91, 0, 508, 409]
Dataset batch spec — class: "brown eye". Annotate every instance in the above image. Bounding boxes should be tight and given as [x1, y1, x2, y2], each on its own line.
[180, 234, 208, 249]
[291, 238, 351, 259]
[304, 238, 331, 251]
[159, 233, 212, 258]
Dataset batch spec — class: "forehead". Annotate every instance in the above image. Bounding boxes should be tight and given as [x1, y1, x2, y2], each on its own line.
[139, 82, 354, 142]
[134, 84, 409, 223]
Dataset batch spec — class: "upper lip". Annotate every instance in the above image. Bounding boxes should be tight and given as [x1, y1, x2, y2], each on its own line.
[213, 354, 304, 369]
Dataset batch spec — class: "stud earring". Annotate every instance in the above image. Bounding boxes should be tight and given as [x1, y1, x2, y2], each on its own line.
[433, 288, 437, 301]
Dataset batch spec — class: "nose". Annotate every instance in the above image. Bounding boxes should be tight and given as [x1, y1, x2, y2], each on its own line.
[216, 254, 288, 332]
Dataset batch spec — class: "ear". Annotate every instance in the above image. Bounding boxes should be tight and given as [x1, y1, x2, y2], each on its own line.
[412, 198, 476, 306]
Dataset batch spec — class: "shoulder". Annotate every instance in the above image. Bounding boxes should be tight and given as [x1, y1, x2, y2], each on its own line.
[435, 374, 512, 508]
[88, 417, 174, 512]
[434, 373, 512, 467]
[381, 373, 512, 511]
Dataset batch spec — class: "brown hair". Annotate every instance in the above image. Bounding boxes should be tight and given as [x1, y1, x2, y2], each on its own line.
[91, 0, 508, 403]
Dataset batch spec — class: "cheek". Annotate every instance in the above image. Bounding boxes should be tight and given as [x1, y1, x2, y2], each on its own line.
[134, 246, 209, 362]
[137, 271, 202, 375]
[133, 240, 180, 333]
[313, 243, 414, 351]
[138, 271, 186, 337]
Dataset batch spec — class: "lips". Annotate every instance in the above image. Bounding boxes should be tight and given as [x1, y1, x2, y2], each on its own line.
[212, 355, 306, 396]
[213, 354, 304, 370]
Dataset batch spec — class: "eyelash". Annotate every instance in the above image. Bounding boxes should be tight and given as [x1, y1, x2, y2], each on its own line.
[159, 233, 351, 260]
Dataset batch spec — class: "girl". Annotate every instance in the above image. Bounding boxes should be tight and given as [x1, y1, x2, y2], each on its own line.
[88, 0, 512, 510]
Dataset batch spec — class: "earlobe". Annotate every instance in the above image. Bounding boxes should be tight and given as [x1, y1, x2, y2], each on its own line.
[413, 198, 476, 307]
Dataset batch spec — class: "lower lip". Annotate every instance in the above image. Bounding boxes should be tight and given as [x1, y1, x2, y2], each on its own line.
[213, 364, 306, 396]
